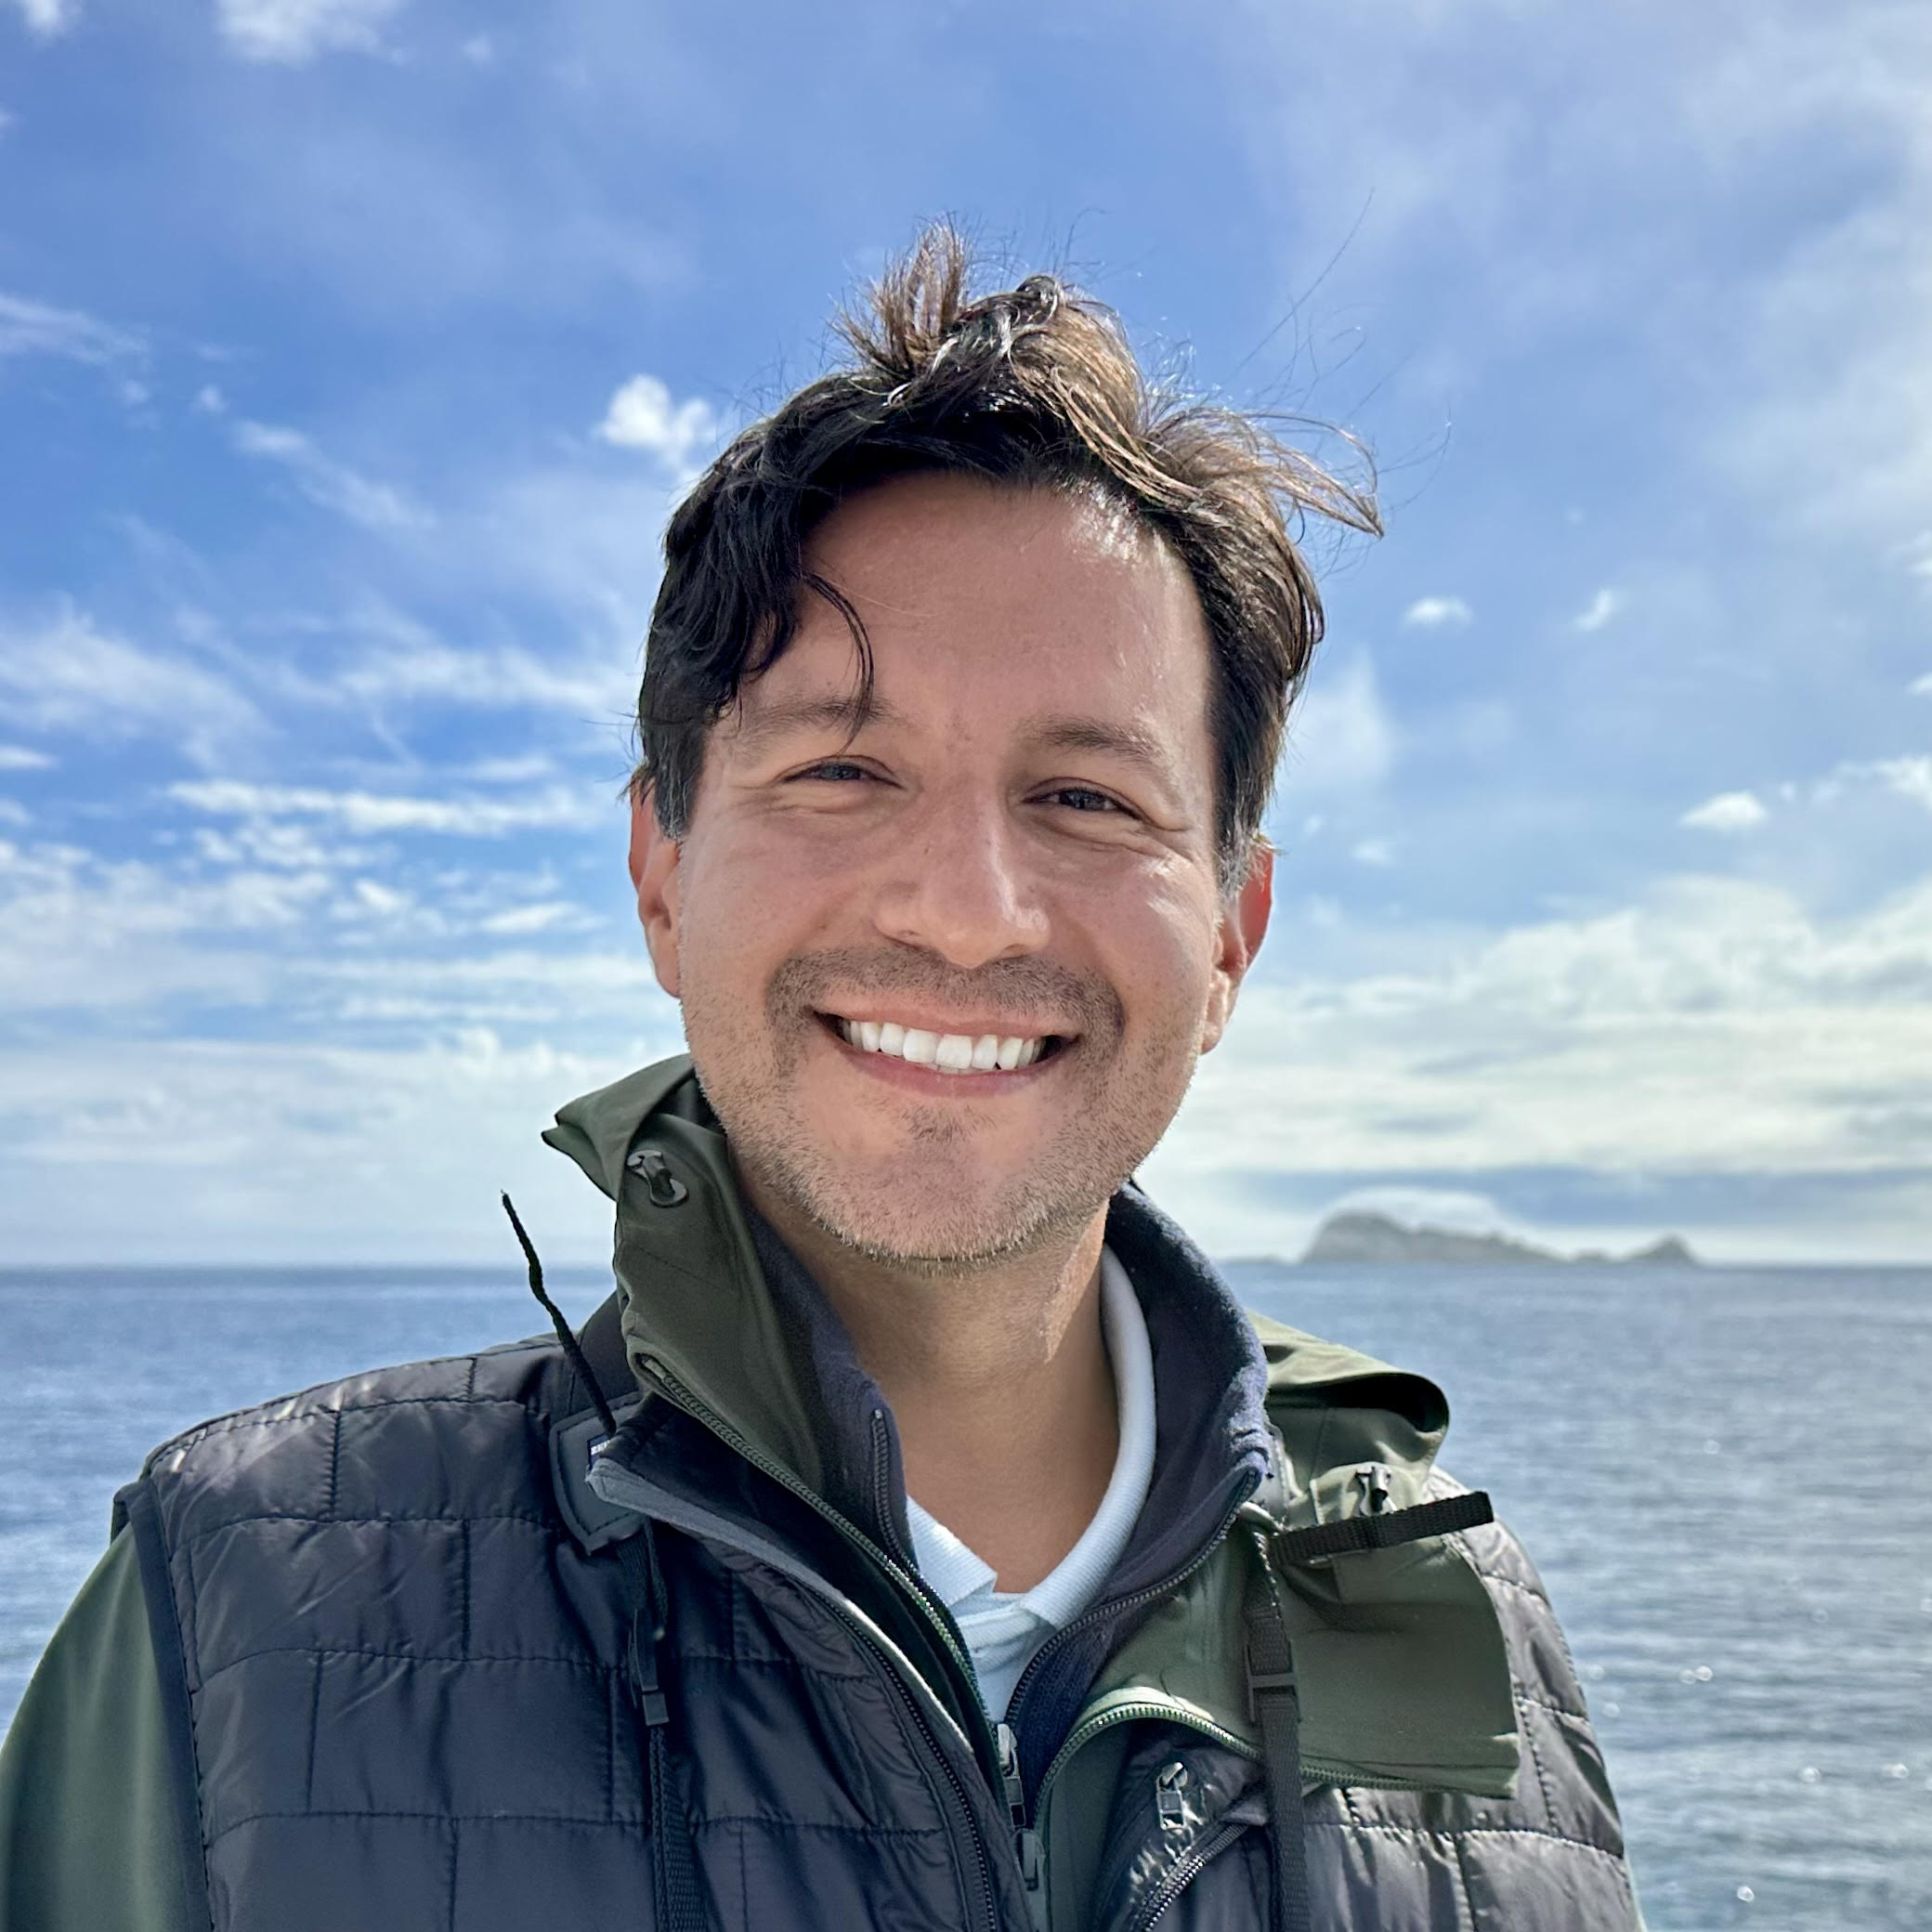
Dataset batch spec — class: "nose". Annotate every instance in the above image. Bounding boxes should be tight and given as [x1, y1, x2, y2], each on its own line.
[869, 790, 1050, 969]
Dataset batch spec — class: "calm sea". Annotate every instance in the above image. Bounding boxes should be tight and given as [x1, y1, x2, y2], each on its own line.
[2, 1261, 1927, 1930]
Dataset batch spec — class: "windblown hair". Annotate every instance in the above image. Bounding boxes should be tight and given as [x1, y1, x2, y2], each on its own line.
[634, 224, 1379, 886]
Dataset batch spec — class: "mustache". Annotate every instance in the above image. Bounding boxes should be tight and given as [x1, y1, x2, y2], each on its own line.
[765, 946, 1124, 1038]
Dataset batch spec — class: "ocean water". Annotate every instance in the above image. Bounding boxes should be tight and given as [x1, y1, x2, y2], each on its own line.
[2, 1260, 1927, 1930]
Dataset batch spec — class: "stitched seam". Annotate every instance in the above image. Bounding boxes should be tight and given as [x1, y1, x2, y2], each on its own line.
[164, 1393, 539, 1454]
[325, 1409, 341, 1521]
[691, 1818, 954, 1839]
[459, 1520, 471, 1659]
[195, 1646, 620, 1688]
[205, 1808, 681, 1848]
[304, 1654, 323, 1808]
[177, 1510, 555, 1552]
[1306, 1820, 1627, 1860]
[1475, 1572, 1553, 1611]
[1448, 1829, 1480, 1932]
[206, 1808, 956, 1847]
[1519, 1694, 1560, 1825]
[1514, 1690, 1589, 1724]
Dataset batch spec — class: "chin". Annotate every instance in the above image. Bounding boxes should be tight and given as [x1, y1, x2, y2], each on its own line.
[778, 1152, 1098, 1272]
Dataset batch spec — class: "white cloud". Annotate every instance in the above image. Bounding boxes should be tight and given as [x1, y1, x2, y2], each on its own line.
[333, 607, 632, 716]
[169, 777, 607, 836]
[1282, 655, 1397, 792]
[595, 374, 721, 474]
[0, 745, 54, 771]
[1681, 790, 1769, 832]
[193, 384, 227, 414]
[1402, 595, 1472, 628]
[215, 0, 403, 63]
[1351, 837, 1395, 867]
[231, 420, 430, 532]
[1868, 757, 1932, 813]
[5, 0, 75, 39]
[1573, 587, 1622, 633]
[0, 605, 262, 765]
[479, 901, 581, 935]
[1911, 672, 1932, 697]
[1146, 867, 1932, 1258]
[0, 290, 140, 364]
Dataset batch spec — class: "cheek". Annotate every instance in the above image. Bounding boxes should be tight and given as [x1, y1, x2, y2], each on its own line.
[1088, 876, 1223, 1038]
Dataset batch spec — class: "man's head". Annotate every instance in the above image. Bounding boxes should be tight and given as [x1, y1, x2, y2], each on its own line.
[628, 228, 1377, 1270]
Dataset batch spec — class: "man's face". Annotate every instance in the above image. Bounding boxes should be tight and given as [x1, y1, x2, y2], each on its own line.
[631, 472, 1271, 1268]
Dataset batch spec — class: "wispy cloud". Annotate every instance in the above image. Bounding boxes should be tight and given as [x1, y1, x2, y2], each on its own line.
[4, 0, 76, 40]
[169, 777, 607, 836]
[1912, 672, 1932, 698]
[1681, 790, 1768, 832]
[0, 605, 262, 765]
[1402, 594, 1472, 628]
[230, 420, 431, 532]
[1282, 655, 1397, 792]
[215, 0, 404, 63]
[0, 290, 140, 364]
[595, 374, 721, 476]
[1573, 587, 1622, 633]
[0, 745, 55, 771]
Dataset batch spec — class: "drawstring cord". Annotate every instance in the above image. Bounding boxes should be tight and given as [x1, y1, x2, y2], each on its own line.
[501, 1192, 619, 1442]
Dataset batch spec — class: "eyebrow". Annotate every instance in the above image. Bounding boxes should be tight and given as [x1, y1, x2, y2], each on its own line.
[729, 695, 1185, 790]
[1025, 714, 1183, 787]
[726, 691, 910, 752]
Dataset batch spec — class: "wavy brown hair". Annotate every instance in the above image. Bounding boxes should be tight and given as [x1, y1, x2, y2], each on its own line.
[634, 224, 1379, 886]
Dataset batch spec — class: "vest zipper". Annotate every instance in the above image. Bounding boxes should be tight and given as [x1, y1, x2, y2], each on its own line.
[633, 1356, 1005, 1930]
[999, 1722, 1049, 1932]
[1124, 1817, 1247, 1932]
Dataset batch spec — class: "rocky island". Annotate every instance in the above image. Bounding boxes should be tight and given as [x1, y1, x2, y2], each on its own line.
[1300, 1210, 1698, 1267]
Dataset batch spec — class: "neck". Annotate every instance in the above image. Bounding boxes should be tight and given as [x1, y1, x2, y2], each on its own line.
[743, 1180, 1120, 1594]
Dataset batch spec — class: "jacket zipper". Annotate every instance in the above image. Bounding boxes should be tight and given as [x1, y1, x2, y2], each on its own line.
[633, 1356, 1004, 1930]
[1125, 1817, 1247, 1932]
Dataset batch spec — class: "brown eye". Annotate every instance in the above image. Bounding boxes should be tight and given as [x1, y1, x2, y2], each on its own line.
[1043, 786, 1125, 814]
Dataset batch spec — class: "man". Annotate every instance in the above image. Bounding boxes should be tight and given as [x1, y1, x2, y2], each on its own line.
[0, 230, 1642, 1930]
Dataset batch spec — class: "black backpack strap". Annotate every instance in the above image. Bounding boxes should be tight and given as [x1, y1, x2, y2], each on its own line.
[1243, 1446, 1497, 1932]
[1245, 1533, 1312, 1932]
[1270, 1487, 1495, 1567]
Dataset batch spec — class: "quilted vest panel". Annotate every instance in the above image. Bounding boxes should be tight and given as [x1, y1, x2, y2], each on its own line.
[125, 1338, 1001, 1932]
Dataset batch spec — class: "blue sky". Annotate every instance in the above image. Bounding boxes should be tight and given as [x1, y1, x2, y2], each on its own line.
[2, 0, 1928, 1263]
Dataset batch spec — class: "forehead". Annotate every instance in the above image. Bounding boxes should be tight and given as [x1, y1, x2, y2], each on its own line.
[756, 471, 1215, 729]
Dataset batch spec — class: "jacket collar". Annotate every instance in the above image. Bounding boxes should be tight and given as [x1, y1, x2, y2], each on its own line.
[546, 1057, 1518, 1796]
[543, 1057, 1276, 1576]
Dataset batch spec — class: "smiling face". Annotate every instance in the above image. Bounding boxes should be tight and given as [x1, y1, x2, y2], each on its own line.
[630, 471, 1272, 1269]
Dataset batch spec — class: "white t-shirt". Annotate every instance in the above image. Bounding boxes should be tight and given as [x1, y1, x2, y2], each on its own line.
[905, 1247, 1155, 1720]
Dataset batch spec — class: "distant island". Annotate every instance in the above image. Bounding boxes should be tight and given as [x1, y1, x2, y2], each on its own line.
[1299, 1210, 1699, 1267]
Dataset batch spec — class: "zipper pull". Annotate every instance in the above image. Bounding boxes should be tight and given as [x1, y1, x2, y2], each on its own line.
[1155, 1758, 1190, 1831]
[1355, 1462, 1392, 1515]
[996, 1721, 1027, 1823]
[998, 1724, 1049, 1930]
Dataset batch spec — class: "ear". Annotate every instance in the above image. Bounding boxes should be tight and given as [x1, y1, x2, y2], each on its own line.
[628, 785, 684, 999]
[1198, 841, 1273, 1055]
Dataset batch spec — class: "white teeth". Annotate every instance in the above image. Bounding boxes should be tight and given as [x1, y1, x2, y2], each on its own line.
[934, 1033, 974, 1072]
[836, 1017, 1052, 1073]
